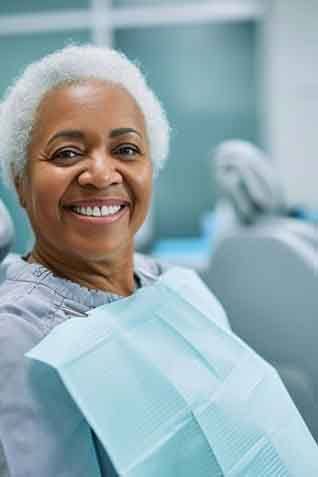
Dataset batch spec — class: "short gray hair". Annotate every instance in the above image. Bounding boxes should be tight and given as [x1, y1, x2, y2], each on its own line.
[0, 44, 170, 188]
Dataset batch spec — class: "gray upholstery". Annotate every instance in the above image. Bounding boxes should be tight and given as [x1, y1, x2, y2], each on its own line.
[0, 199, 13, 263]
[202, 217, 318, 441]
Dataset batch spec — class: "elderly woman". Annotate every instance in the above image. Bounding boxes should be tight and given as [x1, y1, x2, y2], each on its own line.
[0, 44, 170, 477]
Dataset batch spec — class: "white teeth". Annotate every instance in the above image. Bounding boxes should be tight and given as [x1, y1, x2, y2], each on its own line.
[93, 206, 101, 217]
[100, 205, 121, 216]
[101, 205, 108, 216]
[73, 205, 122, 217]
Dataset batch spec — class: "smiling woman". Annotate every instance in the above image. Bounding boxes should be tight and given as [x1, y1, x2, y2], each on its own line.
[21, 80, 153, 294]
[0, 45, 170, 477]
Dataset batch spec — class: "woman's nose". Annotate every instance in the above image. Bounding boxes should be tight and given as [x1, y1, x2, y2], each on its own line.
[77, 153, 122, 189]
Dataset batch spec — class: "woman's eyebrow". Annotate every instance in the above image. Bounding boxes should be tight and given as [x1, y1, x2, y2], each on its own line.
[47, 129, 85, 145]
[109, 127, 142, 139]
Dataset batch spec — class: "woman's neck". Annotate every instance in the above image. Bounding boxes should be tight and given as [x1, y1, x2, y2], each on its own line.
[28, 245, 136, 297]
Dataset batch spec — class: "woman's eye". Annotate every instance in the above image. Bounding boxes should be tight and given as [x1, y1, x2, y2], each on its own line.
[51, 148, 82, 162]
[114, 144, 140, 159]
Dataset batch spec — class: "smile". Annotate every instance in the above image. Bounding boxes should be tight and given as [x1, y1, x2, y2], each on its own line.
[71, 205, 122, 217]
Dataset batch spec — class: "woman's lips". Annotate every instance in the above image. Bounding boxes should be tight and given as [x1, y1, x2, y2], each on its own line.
[65, 199, 130, 224]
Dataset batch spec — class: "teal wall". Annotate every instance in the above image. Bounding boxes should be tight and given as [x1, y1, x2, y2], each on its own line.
[115, 22, 260, 237]
[0, 2, 260, 251]
[0, 0, 88, 15]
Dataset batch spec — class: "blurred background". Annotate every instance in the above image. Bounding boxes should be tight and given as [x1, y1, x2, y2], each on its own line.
[0, 0, 317, 260]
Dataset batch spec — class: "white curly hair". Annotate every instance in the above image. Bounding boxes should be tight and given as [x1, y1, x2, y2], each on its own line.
[0, 44, 170, 189]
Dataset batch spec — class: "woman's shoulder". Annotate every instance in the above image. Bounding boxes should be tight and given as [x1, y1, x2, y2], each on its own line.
[0, 255, 63, 339]
[0, 269, 38, 313]
[0, 277, 45, 369]
[0, 280, 51, 348]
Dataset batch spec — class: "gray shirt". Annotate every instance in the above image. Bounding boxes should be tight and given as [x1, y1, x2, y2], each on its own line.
[0, 254, 166, 477]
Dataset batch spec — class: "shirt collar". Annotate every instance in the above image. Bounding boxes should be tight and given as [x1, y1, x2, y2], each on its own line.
[4, 253, 160, 310]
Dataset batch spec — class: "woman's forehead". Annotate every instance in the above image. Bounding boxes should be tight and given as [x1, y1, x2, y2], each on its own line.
[32, 79, 147, 143]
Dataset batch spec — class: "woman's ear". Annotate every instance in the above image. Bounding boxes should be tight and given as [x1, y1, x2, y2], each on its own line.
[14, 174, 27, 209]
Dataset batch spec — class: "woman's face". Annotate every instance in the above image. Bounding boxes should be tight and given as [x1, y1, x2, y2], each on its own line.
[19, 79, 152, 264]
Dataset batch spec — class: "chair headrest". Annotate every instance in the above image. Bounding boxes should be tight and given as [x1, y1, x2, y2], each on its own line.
[212, 140, 287, 224]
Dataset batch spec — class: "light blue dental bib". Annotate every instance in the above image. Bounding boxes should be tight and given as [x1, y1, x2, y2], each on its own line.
[27, 268, 318, 476]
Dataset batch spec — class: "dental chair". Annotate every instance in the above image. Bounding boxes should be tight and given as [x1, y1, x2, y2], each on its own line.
[0, 198, 14, 282]
[202, 216, 318, 441]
